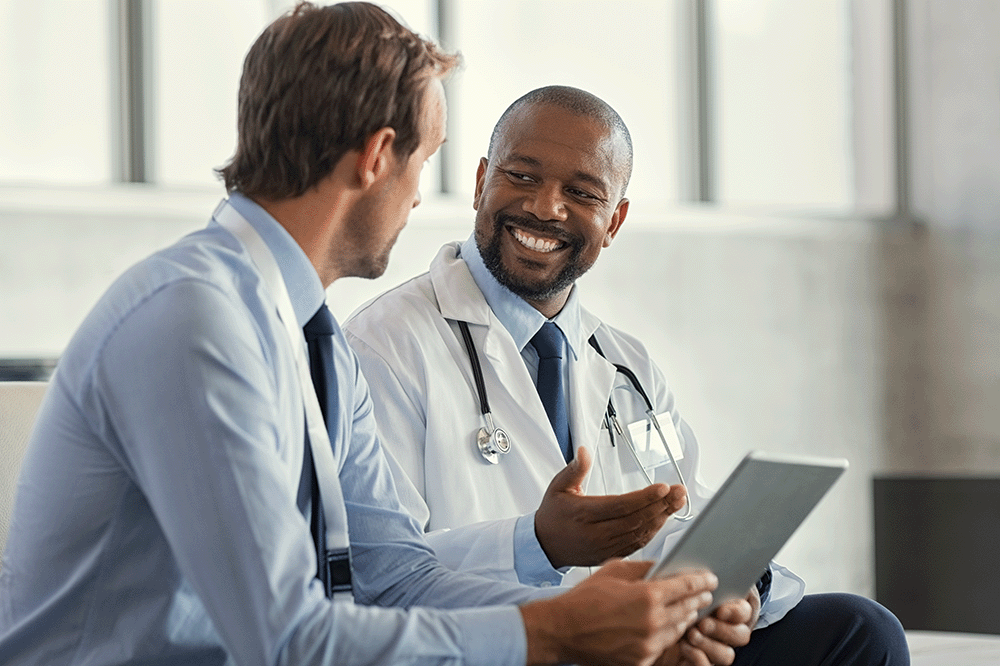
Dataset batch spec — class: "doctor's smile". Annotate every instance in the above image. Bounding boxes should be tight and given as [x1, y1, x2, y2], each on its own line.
[510, 225, 566, 253]
[498, 212, 581, 256]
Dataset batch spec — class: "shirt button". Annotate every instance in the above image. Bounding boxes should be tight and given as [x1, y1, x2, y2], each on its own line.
[538, 581, 552, 588]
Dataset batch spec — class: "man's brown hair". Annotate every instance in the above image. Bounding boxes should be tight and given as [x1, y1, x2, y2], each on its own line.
[217, 1, 459, 200]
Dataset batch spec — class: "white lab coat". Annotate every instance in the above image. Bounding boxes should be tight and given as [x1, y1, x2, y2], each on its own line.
[344, 242, 803, 626]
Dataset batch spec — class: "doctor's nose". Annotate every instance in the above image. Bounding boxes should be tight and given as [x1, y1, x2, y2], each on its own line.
[523, 184, 567, 221]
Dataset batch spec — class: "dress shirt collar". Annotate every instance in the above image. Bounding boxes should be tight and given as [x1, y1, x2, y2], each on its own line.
[459, 234, 585, 360]
[226, 192, 326, 327]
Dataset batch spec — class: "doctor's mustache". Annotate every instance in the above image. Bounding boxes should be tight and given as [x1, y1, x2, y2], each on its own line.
[493, 212, 585, 253]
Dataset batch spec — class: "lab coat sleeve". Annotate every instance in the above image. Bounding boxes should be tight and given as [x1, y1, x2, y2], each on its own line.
[345, 329, 562, 587]
[610, 330, 804, 628]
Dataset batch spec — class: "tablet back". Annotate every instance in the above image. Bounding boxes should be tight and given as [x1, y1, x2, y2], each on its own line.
[647, 451, 847, 615]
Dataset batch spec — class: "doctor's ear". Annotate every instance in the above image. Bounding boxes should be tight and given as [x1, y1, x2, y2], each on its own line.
[472, 157, 489, 210]
[603, 198, 629, 247]
[356, 127, 397, 188]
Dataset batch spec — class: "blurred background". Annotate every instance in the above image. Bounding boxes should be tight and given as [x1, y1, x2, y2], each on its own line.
[1, 0, 998, 632]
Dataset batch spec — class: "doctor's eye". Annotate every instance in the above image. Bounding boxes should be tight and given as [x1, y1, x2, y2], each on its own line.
[499, 168, 536, 184]
[566, 187, 600, 201]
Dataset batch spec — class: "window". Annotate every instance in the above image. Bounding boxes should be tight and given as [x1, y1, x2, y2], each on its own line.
[0, 0, 856, 213]
[714, 0, 852, 210]
[446, 0, 680, 204]
[0, 0, 111, 185]
[152, 0, 436, 189]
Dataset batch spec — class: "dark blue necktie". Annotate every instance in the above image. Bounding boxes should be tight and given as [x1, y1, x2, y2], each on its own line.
[530, 322, 572, 462]
[302, 303, 351, 598]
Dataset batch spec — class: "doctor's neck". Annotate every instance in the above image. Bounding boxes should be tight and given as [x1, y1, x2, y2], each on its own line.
[522, 289, 571, 320]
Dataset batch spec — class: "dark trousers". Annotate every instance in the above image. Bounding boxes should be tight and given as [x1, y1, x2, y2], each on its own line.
[734, 593, 909, 666]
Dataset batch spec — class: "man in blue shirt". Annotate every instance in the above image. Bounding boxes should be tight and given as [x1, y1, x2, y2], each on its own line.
[0, 3, 720, 665]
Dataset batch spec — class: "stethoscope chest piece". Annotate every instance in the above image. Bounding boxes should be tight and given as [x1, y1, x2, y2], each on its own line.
[457, 320, 515, 465]
[476, 422, 511, 465]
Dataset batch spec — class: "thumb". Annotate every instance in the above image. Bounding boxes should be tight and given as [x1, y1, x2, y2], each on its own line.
[546, 445, 592, 494]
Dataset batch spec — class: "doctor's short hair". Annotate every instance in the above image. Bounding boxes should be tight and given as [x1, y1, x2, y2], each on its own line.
[487, 85, 634, 198]
[217, 1, 459, 200]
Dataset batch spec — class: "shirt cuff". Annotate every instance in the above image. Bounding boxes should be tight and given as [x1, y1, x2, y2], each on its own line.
[513, 512, 564, 587]
[455, 605, 527, 666]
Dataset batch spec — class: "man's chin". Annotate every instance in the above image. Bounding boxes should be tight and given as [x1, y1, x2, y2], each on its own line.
[494, 269, 566, 302]
[353, 255, 390, 281]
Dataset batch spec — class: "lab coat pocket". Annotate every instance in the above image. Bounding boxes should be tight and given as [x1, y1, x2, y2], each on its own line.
[592, 426, 626, 495]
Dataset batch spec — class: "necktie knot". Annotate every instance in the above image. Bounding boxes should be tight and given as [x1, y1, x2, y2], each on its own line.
[530, 322, 565, 360]
[304, 304, 336, 340]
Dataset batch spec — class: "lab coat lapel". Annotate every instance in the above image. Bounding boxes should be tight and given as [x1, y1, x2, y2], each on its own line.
[570, 310, 617, 494]
[431, 242, 492, 326]
[480, 320, 574, 471]
[430, 243, 575, 471]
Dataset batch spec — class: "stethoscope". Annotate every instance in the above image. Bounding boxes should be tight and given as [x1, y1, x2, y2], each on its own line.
[457, 320, 695, 522]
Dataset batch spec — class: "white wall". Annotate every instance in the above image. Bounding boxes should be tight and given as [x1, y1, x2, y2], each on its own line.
[881, 0, 1000, 476]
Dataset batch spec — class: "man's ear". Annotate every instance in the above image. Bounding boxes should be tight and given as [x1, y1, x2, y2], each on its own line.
[472, 157, 489, 210]
[603, 198, 629, 247]
[357, 127, 397, 187]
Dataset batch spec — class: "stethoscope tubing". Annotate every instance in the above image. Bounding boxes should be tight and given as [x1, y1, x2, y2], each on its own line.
[458, 319, 493, 416]
[587, 337, 694, 521]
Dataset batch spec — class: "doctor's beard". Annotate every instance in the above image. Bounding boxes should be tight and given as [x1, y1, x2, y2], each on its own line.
[477, 212, 591, 302]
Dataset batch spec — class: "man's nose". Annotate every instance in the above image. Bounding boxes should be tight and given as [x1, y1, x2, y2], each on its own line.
[522, 184, 567, 221]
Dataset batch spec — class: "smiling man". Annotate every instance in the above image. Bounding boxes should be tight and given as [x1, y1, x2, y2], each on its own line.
[344, 85, 909, 666]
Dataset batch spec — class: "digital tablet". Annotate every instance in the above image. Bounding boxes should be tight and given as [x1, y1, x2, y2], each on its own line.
[645, 451, 848, 616]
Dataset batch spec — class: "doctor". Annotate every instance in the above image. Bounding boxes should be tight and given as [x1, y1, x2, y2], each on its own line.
[344, 85, 909, 666]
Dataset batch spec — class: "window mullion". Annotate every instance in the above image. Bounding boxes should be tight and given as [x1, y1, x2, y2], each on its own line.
[677, 0, 715, 203]
[111, 0, 153, 183]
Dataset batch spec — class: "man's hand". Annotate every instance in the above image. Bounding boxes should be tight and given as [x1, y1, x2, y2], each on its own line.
[673, 586, 759, 666]
[535, 446, 688, 568]
[520, 559, 717, 666]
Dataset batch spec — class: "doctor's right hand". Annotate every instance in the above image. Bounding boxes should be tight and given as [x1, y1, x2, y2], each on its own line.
[519, 559, 716, 666]
[534, 446, 688, 568]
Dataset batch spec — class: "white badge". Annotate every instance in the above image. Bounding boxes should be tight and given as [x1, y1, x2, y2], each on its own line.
[626, 411, 684, 472]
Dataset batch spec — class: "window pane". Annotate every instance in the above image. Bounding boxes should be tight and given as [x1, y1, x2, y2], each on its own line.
[448, 0, 679, 205]
[154, 0, 437, 190]
[0, 0, 110, 185]
[153, 0, 270, 188]
[714, 0, 852, 209]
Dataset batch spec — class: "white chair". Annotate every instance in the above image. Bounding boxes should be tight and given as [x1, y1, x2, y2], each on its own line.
[0, 381, 48, 553]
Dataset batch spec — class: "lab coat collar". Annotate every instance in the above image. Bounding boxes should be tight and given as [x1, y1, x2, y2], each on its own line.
[429, 241, 493, 326]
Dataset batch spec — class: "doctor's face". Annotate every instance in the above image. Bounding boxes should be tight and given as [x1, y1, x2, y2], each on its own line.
[473, 103, 629, 316]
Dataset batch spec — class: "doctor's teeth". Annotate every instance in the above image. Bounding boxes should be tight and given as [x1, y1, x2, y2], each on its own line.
[513, 229, 558, 252]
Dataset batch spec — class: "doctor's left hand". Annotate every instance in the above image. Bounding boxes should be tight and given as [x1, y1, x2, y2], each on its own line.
[535, 446, 688, 568]
[670, 588, 757, 666]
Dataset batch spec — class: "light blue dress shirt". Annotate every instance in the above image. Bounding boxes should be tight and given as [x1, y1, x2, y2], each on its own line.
[0, 195, 551, 666]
